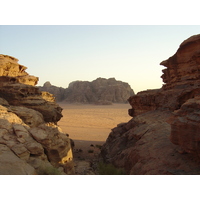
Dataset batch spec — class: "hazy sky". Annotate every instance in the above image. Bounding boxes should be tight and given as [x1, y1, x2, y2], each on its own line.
[1, 25, 200, 93]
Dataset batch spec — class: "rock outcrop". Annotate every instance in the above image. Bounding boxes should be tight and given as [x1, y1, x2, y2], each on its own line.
[101, 34, 200, 175]
[0, 55, 63, 123]
[169, 95, 200, 157]
[39, 78, 134, 104]
[0, 55, 74, 175]
[0, 55, 38, 86]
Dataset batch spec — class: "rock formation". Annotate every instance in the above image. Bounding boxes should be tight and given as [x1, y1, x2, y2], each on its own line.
[39, 81, 66, 102]
[0, 55, 63, 123]
[101, 34, 200, 175]
[0, 55, 74, 175]
[0, 55, 38, 86]
[39, 78, 134, 104]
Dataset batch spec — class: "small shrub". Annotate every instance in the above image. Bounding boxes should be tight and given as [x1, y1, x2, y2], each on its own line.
[95, 144, 102, 149]
[37, 166, 63, 175]
[88, 149, 94, 153]
[97, 162, 126, 175]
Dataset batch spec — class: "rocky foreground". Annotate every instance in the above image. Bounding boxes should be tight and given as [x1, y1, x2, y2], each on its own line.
[39, 78, 134, 104]
[101, 34, 200, 175]
[0, 55, 74, 175]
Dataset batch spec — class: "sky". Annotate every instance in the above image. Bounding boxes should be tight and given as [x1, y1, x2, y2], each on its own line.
[0, 25, 200, 93]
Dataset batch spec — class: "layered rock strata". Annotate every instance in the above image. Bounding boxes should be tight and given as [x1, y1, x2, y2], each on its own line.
[128, 34, 200, 117]
[169, 96, 200, 156]
[101, 34, 200, 175]
[0, 55, 62, 123]
[0, 55, 74, 175]
[39, 78, 134, 104]
[0, 55, 38, 86]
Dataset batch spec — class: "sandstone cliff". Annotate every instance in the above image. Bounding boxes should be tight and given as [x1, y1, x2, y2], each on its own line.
[39, 78, 134, 104]
[101, 34, 200, 175]
[0, 55, 74, 175]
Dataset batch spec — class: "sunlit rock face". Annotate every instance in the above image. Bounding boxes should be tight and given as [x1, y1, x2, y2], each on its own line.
[0, 54, 38, 86]
[0, 54, 63, 124]
[0, 55, 74, 175]
[101, 34, 200, 175]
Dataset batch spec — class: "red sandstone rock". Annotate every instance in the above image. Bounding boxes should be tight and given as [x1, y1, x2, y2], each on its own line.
[101, 111, 200, 174]
[161, 34, 200, 90]
[128, 34, 200, 117]
[101, 34, 200, 175]
[170, 96, 200, 156]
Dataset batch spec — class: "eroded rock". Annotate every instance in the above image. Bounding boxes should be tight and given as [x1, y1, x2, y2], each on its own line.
[0, 54, 63, 124]
[0, 55, 74, 175]
[101, 34, 200, 175]
[39, 77, 134, 104]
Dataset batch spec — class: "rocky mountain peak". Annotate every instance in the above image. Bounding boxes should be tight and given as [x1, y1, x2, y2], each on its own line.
[43, 81, 52, 87]
[39, 77, 135, 104]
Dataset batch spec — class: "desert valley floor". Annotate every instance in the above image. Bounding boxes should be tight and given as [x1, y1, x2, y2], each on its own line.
[57, 103, 132, 174]
[58, 103, 132, 141]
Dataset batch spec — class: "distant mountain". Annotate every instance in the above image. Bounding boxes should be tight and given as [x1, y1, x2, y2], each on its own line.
[38, 78, 135, 104]
[39, 81, 66, 102]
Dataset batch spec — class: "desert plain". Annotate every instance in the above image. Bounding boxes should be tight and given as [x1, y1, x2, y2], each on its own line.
[58, 103, 132, 141]
[57, 103, 132, 174]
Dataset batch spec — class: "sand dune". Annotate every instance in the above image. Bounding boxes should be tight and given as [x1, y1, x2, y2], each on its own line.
[58, 103, 132, 142]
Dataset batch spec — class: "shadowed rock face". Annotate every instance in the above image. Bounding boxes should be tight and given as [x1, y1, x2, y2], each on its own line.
[169, 96, 200, 156]
[101, 34, 200, 175]
[0, 55, 74, 175]
[161, 35, 200, 90]
[39, 78, 135, 104]
[128, 35, 200, 117]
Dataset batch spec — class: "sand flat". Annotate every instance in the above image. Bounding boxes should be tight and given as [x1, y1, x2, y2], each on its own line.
[58, 103, 132, 141]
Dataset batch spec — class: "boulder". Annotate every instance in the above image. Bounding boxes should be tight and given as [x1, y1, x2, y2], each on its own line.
[0, 99, 74, 175]
[0, 144, 36, 175]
